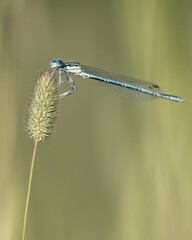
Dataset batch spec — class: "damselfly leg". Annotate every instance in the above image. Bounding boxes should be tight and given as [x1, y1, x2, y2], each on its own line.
[51, 62, 77, 98]
[58, 68, 77, 98]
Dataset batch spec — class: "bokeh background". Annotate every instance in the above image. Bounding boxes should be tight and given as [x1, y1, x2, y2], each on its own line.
[1, 0, 192, 239]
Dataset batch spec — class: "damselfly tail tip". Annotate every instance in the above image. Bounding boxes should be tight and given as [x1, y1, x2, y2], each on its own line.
[164, 93, 185, 102]
[179, 97, 185, 103]
[173, 96, 185, 103]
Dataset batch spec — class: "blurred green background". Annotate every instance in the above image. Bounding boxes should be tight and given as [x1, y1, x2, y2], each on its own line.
[0, 0, 192, 239]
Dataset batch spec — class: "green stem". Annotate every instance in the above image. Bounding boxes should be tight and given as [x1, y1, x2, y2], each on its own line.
[22, 141, 38, 240]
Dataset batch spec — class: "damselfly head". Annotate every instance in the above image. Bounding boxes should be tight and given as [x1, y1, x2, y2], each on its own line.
[50, 59, 65, 69]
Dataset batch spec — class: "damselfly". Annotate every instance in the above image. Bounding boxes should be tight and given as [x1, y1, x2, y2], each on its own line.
[50, 59, 185, 102]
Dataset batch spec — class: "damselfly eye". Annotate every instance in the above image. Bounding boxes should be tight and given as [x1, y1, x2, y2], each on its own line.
[57, 60, 64, 66]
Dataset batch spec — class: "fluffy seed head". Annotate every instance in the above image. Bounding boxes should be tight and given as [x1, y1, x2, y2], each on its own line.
[25, 71, 59, 143]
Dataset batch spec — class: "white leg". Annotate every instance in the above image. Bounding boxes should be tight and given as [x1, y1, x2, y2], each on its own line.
[59, 84, 77, 98]
[59, 70, 77, 98]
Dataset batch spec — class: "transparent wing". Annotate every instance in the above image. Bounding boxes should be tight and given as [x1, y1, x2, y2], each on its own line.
[81, 65, 162, 100]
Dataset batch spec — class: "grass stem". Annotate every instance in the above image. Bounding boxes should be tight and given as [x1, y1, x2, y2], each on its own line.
[22, 142, 38, 240]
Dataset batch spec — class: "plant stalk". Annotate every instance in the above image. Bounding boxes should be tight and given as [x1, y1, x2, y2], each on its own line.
[22, 142, 38, 240]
